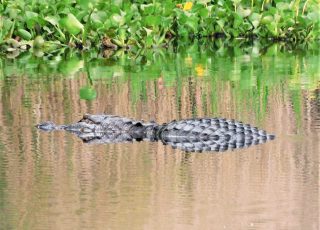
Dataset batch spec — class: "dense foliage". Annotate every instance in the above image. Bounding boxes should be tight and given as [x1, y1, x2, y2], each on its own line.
[0, 0, 319, 55]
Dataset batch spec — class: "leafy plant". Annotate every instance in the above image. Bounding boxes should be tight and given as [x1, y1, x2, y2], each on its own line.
[0, 0, 319, 57]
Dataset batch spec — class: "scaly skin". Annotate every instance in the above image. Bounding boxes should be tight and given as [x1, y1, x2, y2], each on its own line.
[37, 114, 275, 152]
[157, 118, 274, 152]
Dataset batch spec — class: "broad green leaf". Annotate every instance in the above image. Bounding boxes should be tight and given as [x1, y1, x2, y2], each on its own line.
[217, 19, 225, 28]
[266, 22, 278, 36]
[185, 17, 198, 32]
[25, 11, 38, 20]
[216, 8, 226, 17]
[261, 15, 273, 25]
[163, 2, 175, 16]
[108, 4, 120, 14]
[144, 15, 161, 27]
[199, 8, 209, 18]
[276, 2, 290, 11]
[33, 36, 45, 49]
[112, 14, 125, 26]
[17, 29, 32, 40]
[45, 16, 59, 26]
[237, 6, 251, 18]
[60, 13, 84, 35]
[25, 11, 39, 28]
[250, 13, 262, 21]
[91, 11, 107, 29]
[140, 4, 154, 15]
[177, 12, 188, 24]
[78, 0, 95, 10]
[178, 27, 188, 37]
[252, 20, 260, 29]
[250, 13, 262, 29]
[8, 8, 20, 19]
[284, 18, 295, 27]
[233, 14, 243, 28]
[2, 18, 13, 32]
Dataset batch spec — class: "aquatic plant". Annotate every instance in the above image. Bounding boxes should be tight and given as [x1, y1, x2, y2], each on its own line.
[0, 0, 319, 56]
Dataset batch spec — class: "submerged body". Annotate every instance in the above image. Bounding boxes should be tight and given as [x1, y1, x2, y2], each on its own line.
[37, 114, 275, 152]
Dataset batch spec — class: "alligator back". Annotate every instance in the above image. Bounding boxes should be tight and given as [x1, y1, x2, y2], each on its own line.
[158, 118, 275, 152]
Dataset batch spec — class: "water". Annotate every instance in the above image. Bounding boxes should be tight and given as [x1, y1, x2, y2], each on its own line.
[0, 42, 319, 230]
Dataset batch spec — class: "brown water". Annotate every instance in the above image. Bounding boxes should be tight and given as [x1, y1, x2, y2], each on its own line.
[0, 43, 319, 229]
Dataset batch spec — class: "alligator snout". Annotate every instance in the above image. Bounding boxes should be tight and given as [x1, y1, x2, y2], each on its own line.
[36, 121, 57, 131]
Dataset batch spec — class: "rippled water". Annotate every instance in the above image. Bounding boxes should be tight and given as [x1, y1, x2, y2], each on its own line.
[0, 42, 319, 229]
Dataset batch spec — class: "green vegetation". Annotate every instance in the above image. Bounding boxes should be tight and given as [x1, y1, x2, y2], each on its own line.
[0, 0, 319, 57]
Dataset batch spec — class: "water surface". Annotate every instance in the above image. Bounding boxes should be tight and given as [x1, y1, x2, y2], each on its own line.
[0, 42, 319, 229]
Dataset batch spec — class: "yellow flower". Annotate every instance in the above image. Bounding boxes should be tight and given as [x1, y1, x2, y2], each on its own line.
[195, 64, 204, 77]
[183, 2, 193, 11]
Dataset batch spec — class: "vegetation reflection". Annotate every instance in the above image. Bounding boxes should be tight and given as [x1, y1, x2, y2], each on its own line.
[0, 41, 319, 124]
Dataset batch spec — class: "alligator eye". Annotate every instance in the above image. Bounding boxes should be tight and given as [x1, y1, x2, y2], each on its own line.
[135, 122, 143, 127]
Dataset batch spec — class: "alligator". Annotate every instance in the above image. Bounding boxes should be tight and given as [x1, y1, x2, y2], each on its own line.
[37, 114, 275, 152]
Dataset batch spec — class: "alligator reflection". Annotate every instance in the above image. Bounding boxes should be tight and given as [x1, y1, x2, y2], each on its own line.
[37, 114, 275, 152]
